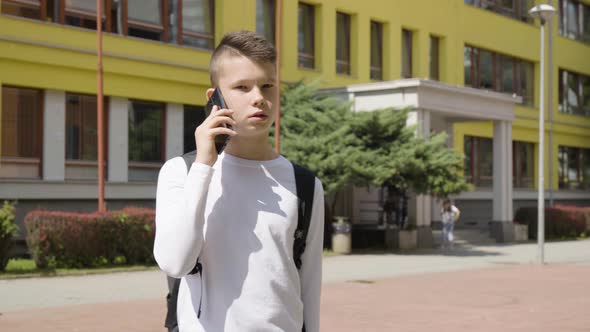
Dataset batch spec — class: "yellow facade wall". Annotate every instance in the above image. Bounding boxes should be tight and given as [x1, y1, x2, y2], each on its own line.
[1, 0, 589, 191]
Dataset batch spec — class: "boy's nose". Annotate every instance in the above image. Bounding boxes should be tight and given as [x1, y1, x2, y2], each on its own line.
[251, 87, 264, 106]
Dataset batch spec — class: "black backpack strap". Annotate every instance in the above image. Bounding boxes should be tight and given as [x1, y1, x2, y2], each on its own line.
[292, 162, 316, 270]
[165, 277, 181, 330]
[291, 162, 315, 332]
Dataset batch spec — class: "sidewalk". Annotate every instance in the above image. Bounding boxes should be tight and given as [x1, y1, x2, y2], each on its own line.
[1, 239, 589, 331]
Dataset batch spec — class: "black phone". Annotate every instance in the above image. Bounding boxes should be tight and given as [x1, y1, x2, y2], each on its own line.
[204, 88, 231, 154]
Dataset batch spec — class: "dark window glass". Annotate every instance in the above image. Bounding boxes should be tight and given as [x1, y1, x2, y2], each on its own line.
[559, 0, 590, 43]
[401, 29, 412, 78]
[513, 141, 534, 188]
[65, 93, 98, 161]
[480, 49, 494, 90]
[464, 135, 493, 187]
[0, 86, 43, 179]
[183, 105, 206, 153]
[429, 35, 440, 81]
[63, 0, 109, 31]
[336, 12, 351, 75]
[256, 0, 275, 44]
[559, 69, 590, 117]
[558, 146, 590, 190]
[127, 0, 166, 41]
[298, 2, 315, 69]
[128, 100, 164, 163]
[370, 21, 383, 81]
[465, 0, 533, 23]
[464, 46, 472, 86]
[179, 0, 214, 49]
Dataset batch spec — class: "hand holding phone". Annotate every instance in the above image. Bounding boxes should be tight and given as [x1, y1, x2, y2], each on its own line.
[194, 88, 236, 166]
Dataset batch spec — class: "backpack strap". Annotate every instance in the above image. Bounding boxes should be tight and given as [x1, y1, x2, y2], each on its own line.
[291, 162, 315, 270]
[291, 162, 315, 332]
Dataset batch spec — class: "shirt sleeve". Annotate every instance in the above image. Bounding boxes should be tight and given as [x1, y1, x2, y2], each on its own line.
[153, 157, 214, 278]
[299, 178, 325, 332]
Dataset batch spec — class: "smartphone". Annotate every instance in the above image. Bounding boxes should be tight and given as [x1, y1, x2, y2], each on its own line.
[204, 88, 231, 154]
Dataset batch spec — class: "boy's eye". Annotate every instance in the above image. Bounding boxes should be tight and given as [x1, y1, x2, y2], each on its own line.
[234, 85, 249, 91]
[262, 84, 274, 89]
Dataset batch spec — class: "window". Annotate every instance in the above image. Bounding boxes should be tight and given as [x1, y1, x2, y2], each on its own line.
[464, 45, 534, 106]
[176, 0, 214, 49]
[465, 0, 533, 23]
[370, 21, 383, 81]
[298, 2, 315, 69]
[401, 29, 412, 78]
[0, 86, 43, 179]
[256, 0, 275, 43]
[128, 100, 164, 181]
[60, 0, 111, 32]
[559, 0, 590, 44]
[429, 35, 440, 81]
[513, 141, 534, 188]
[1, 0, 51, 20]
[124, 0, 169, 42]
[464, 136, 493, 187]
[65, 93, 108, 180]
[558, 146, 590, 190]
[336, 12, 351, 75]
[183, 105, 206, 153]
[559, 69, 590, 117]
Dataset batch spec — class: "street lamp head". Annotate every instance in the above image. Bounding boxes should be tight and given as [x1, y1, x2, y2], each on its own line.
[529, 4, 556, 24]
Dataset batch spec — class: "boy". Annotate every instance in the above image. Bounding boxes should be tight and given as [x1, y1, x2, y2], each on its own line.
[154, 31, 324, 332]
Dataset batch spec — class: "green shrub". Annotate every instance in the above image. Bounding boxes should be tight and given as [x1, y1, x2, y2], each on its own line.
[25, 207, 155, 269]
[0, 201, 18, 271]
[514, 206, 587, 240]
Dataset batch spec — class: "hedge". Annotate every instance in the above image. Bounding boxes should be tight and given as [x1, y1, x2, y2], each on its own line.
[25, 207, 155, 269]
[514, 205, 587, 240]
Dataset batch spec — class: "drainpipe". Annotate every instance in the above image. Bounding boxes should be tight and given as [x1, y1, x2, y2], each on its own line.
[547, 0, 554, 206]
[275, 0, 282, 153]
[97, 0, 106, 212]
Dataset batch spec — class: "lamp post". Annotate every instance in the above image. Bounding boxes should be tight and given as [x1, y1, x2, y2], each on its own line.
[528, 4, 555, 265]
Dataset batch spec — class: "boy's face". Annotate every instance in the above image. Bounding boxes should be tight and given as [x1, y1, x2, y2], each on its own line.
[207, 54, 277, 139]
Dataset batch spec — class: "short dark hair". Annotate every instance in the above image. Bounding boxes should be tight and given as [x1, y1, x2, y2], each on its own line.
[209, 30, 277, 86]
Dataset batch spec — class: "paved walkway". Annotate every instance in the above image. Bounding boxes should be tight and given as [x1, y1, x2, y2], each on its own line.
[1, 239, 589, 331]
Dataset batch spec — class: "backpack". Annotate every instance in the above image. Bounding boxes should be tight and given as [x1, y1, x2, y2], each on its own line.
[164, 150, 316, 332]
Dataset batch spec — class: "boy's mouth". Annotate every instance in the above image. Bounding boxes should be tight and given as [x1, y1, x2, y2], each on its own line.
[248, 111, 268, 121]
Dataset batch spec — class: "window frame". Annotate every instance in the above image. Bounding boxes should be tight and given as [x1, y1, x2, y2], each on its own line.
[59, 0, 112, 32]
[297, 2, 316, 69]
[122, 0, 169, 42]
[464, 135, 494, 188]
[176, 0, 215, 49]
[1, 0, 48, 20]
[401, 28, 413, 79]
[429, 35, 440, 81]
[335, 11, 351, 75]
[559, 0, 590, 43]
[0, 85, 44, 179]
[370, 20, 384, 81]
[559, 69, 590, 117]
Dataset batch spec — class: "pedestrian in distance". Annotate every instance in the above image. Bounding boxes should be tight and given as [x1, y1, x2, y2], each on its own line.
[153, 30, 325, 332]
[441, 198, 460, 250]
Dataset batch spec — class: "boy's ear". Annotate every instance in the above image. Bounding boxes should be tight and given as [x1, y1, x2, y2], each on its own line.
[206, 88, 215, 100]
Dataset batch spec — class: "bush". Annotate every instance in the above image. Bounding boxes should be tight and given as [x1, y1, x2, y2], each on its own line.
[514, 206, 587, 240]
[0, 201, 18, 271]
[554, 205, 590, 232]
[25, 207, 155, 269]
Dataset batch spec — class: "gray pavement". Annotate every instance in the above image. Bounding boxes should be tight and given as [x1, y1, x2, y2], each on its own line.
[1, 238, 589, 313]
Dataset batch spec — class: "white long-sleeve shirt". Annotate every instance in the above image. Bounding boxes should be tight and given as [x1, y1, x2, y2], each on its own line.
[154, 152, 324, 332]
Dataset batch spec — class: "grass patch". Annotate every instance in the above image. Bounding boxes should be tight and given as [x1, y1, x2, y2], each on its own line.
[1, 258, 158, 280]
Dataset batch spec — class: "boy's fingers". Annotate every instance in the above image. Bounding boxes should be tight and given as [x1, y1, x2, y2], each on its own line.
[210, 127, 236, 137]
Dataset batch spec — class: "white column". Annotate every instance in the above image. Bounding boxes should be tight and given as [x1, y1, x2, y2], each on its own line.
[165, 103, 184, 160]
[492, 120, 513, 222]
[108, 97, 128, 182]
[416, 109, 431, 227]
[43, 90, 65, 181]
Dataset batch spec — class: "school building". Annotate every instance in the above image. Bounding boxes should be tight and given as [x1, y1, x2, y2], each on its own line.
[1, 0, 589, 250]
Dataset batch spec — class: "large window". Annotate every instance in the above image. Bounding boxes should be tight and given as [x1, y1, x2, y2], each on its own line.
[61, 0, 111, 32]
[559, 0, 590, 44]
[1, 86, 43, 179]
[464, 45, 534, 106]
[125, 0, 168, 42]
[464, 136, 493, 187]
[176, 0, 214, 49]
[128, 100, 164, 181]
[559, 69, 590, 117]
[429, 35, 440, 81]
[558, 146, 590, 190]
[370, 21, 383, 81]
[183, 105, 206, 153]
[256, 0, 275, 44]
[513, 141, 534, 188]
[298, 2, 315, 69]
[464, 0, 533, 23]
[336, 12, 351, 75]
[401, 29, 412, 78]
[65, 93, 108, 180]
